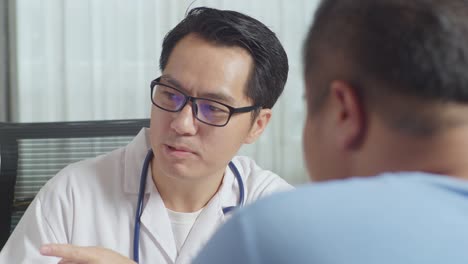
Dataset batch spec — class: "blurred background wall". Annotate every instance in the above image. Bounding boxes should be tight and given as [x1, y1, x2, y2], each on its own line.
[2, 0, 320, 184]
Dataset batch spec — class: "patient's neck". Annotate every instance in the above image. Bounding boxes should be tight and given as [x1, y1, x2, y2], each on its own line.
[356, 119, 468, 180]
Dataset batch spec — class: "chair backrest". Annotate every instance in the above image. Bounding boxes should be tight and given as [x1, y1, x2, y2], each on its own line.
[0, 118, 150, 249]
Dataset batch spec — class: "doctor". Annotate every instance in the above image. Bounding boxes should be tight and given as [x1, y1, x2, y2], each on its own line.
[40, 0, 468, 263]
[0, 7, 291, 264]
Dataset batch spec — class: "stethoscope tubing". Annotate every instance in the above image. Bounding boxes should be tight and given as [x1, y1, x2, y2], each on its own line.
[132, 149, 244, 262]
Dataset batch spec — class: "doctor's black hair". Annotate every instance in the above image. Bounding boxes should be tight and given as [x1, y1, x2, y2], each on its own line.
[303, 0, 468, 136]
[159, 7, 289, 112]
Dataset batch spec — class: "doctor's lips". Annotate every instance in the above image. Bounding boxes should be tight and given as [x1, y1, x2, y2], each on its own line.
[164, 144, 198, 155]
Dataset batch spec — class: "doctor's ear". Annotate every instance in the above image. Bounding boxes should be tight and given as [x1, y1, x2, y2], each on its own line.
[244, 109, 272, 144]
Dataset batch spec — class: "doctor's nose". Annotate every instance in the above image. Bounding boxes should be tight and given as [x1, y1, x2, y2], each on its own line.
[170, 103, 198, 135]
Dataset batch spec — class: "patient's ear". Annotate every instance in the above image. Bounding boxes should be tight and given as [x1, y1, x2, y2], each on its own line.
[244, 109, 272, 144]
[329, 80, 366, 150]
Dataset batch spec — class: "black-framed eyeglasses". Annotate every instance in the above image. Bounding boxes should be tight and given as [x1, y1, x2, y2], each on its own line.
[150, 77, 260, 127]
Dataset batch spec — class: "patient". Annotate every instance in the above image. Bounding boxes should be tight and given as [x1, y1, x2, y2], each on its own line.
[40, 0, 468, 263]
[193, 0, 468, 263]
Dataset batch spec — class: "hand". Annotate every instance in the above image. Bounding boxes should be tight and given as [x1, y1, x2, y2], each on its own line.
[40, 244, 136, 264]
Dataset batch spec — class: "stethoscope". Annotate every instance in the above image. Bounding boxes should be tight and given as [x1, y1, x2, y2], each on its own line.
[132, 149, 245, 262]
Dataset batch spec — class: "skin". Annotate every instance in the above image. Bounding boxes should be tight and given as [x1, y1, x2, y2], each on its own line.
[40, 245, 135, 264]
[41, 52, 468, 264]
[41, 12, 468, 264]
[149, 33, 271, 212]
[39, 33, 272, 262]
[303, 79, 468, 182]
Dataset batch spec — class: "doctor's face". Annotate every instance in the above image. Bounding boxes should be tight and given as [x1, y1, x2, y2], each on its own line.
[150, 33, 268, 182]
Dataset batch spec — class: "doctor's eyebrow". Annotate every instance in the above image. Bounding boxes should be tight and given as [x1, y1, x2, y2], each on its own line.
[160, 74, 237, 105]
[160, 74, 184, 89]
[198, 92, 236, 105]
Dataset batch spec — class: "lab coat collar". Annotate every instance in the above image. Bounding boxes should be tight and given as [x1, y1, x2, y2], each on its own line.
[123, 128, 244, 261]
[140, 180, 178, 261]
[177, 164, 243, 262]
[124, 128, 152, 194]
[219, 159, 244, 210]
[139, 162, 239, 262]
[175, 191, 224, 263]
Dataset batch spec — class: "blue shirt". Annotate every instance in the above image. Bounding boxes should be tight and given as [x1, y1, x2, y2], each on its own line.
[194, 173, 468, 264]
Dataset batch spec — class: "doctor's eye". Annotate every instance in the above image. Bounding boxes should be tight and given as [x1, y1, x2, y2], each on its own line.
[162, 90, 178, 100]
[201, 102, 229, 113]
[207, 104, 228, 113]
[153, 85, 186, 109]
[198, 101, 230, 122]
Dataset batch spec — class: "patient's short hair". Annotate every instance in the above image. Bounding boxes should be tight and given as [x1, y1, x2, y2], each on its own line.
[304, 0, 468, 135]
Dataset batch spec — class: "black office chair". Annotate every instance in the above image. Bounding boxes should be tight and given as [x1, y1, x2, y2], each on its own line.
[0, 118, 150, 249]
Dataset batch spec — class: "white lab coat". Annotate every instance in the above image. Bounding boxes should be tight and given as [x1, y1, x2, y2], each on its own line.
[0, 128, 292, 263]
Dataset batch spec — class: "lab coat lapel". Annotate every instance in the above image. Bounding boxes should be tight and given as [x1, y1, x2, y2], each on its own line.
[176, 169, 237, 263]
[140, 179, 177, 262]
[124, 128, 151, 194]
[124, 129, 177, 260]
[176, 193, 225, 263]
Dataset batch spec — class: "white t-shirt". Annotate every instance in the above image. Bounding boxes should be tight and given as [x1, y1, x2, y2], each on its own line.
[167, 208, 204, 253]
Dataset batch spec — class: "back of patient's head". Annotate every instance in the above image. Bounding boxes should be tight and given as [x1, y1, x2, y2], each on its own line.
[304, 0, 468, 136]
